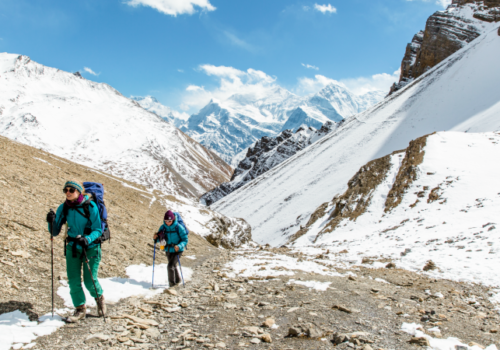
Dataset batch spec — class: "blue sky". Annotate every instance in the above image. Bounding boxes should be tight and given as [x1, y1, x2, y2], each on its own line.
[0, 0, 449, 114]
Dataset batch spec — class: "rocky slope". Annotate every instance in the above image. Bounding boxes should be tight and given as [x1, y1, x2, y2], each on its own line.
[390, 0, 500, 93]
[180, 83, 384, 164]
[0, 134, 252, 321]
[130, 96, 189, 129]
[0, 53, 232, 199]
[201, 121, 338, 206]
[212, 24, 500, 247]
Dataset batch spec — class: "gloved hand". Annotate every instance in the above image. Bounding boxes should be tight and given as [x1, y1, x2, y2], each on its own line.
[46, 210, 56, 223]
[76, 236, 89, 249]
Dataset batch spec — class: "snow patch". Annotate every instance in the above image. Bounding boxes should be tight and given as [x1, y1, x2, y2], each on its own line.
[0, 310, 66, 350]
[57, 264, 192, 307]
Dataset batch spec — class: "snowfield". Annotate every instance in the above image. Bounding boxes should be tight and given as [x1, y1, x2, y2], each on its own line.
[294, 132, 500, 289]
[212, 26, 500, 248]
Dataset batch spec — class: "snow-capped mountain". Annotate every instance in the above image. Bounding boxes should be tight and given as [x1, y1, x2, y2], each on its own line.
[211, 24, 500, 246]
[131, 95, 189, 128]
[201, 121, 338, 206]
[0, 53, 232, 200]
[181, 82, 384, 163]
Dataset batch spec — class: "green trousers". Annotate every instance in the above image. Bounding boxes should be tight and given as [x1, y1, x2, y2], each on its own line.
[65, 245, 103, 307]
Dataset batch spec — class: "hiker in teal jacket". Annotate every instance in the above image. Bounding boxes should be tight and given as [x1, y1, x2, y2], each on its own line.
[46, 180, 105, 323]
[153, 210, 188, 286]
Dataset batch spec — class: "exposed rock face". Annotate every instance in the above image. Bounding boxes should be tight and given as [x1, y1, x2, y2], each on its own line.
[390, 1, 500, 94]
[288, 151, 398, 243]
[201, 121, 338, 206]
[205, 216, 252, 249]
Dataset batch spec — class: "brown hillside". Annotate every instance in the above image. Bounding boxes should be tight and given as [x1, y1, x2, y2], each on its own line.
[0, 135, 218, 317]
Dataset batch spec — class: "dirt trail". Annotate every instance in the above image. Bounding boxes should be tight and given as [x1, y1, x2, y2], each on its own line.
[29, 247, 500, 350]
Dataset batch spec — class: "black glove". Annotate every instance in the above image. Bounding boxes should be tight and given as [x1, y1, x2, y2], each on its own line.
[46, 210, 56, 223]
[76, 236, 89, 249]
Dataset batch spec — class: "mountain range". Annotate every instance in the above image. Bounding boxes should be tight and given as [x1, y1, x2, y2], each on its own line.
[137, 83, 385, 164]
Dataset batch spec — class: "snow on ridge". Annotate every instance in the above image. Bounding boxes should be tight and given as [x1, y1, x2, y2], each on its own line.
[0, 53, 232, 200]
[131, 95, 189, 128]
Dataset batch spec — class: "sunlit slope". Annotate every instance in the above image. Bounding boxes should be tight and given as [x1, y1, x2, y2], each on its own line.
[212, 27, 500, 246]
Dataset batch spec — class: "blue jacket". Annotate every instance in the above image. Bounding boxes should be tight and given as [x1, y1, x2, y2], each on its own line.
[158, 219, 188, 253]
[48, 195, 102, 250]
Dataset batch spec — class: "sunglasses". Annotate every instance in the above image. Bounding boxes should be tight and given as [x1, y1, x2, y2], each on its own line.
[165, 219, 173, 222]
[63, 188, 77, 194]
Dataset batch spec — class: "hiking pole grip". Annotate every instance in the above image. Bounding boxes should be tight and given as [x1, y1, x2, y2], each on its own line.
[82, 248, 106, 322]
[49, 209, 55, 318]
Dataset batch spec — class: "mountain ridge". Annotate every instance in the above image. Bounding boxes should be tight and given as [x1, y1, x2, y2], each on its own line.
[179, 81, 385, 163]
[0, 53, 231, 200]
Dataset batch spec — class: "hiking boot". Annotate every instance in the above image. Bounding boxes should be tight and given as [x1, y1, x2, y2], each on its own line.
[95, 295, 106, 317]
[66, 304, 86, 323]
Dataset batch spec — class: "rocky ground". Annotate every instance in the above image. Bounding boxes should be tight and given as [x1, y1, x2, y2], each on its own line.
[26, 246, 500, 350]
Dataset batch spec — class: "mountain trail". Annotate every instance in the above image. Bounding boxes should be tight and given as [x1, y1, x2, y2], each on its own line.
[24, 246, 500, 350]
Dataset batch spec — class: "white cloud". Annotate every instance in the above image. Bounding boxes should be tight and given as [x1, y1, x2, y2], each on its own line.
[296, 74, 344, 95]
[296, 69, 400, 95]
[303, 5, 310, 11]
[436, 0, 451, 8]
[301, 63, 319, 70]
[180, 64, 400, 113]
[125, 0, 216, 16]
[223, 31, 256, 52]
[314, 3, 337, 14]
[340, 69, 400, 95]
[83, 67, 100, 76]
[181, 65, 277, 111]
[406, 0, 451, 9]
[178, 69, 184, 73]
[186, 85, 204, 91]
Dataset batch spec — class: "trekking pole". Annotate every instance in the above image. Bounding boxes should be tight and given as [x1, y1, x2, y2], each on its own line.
[49, 209, 55, 318]
[82, 248, 106, 322]
[152, 241, 156, 289]
[177, 255, 185, 287]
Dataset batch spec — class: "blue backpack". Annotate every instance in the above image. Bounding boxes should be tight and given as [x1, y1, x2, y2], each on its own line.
[62, 182, 110, 244]
[174, 212, 189, 235]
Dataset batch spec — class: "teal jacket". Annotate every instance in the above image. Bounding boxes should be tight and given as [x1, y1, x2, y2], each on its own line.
[158, 219, 188, 253]
[48, 195, 102, 250]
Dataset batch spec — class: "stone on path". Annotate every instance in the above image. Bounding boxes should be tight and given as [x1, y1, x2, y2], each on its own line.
[262, 318, 275, 328]
[84, 333, 111, 344]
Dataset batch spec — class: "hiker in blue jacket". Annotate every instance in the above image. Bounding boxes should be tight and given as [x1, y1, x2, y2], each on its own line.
[153, 210, 188, 286]
[46, 180, 105, 323]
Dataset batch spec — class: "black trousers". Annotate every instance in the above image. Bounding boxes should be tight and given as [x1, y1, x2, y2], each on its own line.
[166, 251, 183, 286]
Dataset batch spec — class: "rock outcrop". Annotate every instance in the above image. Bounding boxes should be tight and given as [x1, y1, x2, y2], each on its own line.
[390, 0, 500, 94]
[201, 121, 338, 206]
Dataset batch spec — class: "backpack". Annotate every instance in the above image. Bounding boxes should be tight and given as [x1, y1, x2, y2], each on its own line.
[174, 212, 189, 235]
[62, 182, 110, 244]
